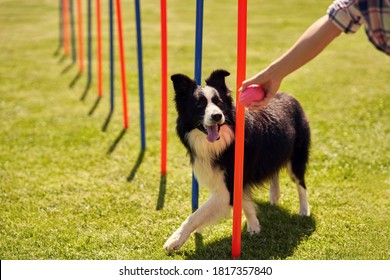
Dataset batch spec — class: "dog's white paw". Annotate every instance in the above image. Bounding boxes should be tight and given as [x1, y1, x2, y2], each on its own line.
[247, 219, 261, 235]
[298, 203, 310, 216]
[299, 208, 310, 217]
[247, 225, 261, 235]
[163, 231, 184, 252]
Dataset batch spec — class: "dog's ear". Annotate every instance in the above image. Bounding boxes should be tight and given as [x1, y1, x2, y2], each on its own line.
[171, 74, 197, 96]
[205, 69, 231, 96]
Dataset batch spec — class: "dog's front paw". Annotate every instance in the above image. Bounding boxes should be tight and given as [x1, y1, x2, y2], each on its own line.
[247, 219, 261, 235]
[163, 230, 185, 252]
[298, 207, 310, 217]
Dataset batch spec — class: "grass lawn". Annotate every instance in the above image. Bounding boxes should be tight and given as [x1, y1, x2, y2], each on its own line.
[0, 0, 389, 260]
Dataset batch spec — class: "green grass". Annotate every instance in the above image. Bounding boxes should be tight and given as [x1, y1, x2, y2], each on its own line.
[0, 0, 389, 260]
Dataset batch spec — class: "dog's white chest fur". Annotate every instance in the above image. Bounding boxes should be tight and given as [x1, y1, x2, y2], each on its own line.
[186, 125, 234, 192]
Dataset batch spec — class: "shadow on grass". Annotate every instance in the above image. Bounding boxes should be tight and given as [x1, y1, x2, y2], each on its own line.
[53, 46, 62, 57]
[57, 54, 67, 64]
[69, 71, 82, 88]
[88, 96, 102, 116]
[61, 61, 75, 74]
[185, 202, 316, 260]
[127, 149, 145, 182]
[106, 128, 127, 154]
[102, 109, 114, 132]
[80, 80, 91, 101]
[156, 174, 167, 210]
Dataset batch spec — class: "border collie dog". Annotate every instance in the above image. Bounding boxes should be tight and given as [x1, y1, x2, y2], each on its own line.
[164, 69, 310, 251]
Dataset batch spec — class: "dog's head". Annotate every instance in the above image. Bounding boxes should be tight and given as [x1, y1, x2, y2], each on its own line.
[171, 70, 233, 143]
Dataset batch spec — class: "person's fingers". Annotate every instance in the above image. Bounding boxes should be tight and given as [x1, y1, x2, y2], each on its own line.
[240, 71, 266, 92]
[240, 78, 256, 92]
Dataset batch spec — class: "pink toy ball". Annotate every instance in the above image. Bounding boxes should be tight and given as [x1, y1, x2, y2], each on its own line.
[239, 84, 265, 107]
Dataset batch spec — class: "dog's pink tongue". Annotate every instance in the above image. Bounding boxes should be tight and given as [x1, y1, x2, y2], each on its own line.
[206, 125, 220, 142]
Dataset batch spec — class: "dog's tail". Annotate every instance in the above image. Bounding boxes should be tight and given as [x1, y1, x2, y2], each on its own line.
[290, 101, 311, 188]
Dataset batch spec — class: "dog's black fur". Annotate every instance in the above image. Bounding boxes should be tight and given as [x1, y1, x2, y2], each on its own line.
[164, 69, 311, 251]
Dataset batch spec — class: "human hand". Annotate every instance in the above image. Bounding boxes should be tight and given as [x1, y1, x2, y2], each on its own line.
[240, 69, 281, 110]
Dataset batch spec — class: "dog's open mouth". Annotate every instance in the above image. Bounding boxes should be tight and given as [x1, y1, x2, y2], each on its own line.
[205, 124, 221, 143]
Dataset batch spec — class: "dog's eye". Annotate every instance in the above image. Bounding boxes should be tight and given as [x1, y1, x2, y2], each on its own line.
[212, 96, 224, 107]
[195, 96, 207, 109]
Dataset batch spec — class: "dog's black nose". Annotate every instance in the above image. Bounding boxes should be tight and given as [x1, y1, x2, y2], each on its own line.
[211, 113, 222, 122]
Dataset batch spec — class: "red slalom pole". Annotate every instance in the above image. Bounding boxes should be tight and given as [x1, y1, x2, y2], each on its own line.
[232, 0, 247, 259]
[96, 0, 103, 97]
[160, 0, 168, 175]
[115, 0, 129, 129]
[63, 0, 70, 56]
[76, 0, 84, 72]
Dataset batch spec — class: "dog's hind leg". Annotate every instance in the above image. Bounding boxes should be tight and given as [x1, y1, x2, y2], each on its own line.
[269, 173, 280, 205]
[243, 192, 261, 235]
[297, 183, 310, 216]
[164, 186, 231, 251]
[287, 162, 310, 216]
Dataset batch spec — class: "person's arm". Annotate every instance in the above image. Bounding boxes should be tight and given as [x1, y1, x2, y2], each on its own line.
[241, 15, 342, 110]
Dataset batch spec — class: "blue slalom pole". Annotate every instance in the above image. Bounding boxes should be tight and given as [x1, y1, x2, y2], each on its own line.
[59, 0, 63, 49]
[192, 0, 204, 211]
[109, 0, 114, 112]
[135, 0, 146, 151]
[69, 0, 77, 63]
[87, 0, 92, 85]
[194, 0, 204, 85]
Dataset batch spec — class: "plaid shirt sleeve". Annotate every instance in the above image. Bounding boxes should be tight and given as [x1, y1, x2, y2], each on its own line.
[328, 0, 363, 33]
[328, 0, 390, 55]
